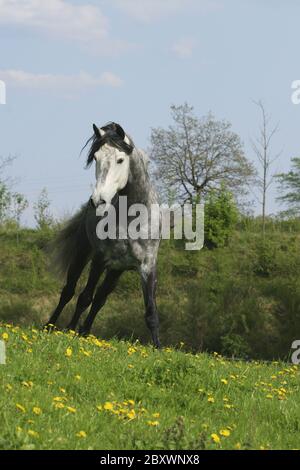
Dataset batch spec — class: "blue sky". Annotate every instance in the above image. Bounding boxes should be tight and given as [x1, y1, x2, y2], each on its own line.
[0, 0, 300, 225]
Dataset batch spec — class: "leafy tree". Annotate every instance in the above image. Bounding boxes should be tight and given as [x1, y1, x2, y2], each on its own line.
[34, 188, 54, 230]
[150, 103, 255, 203]
[204, 186, 238, 248]
[0, 182, 11, 223]
[275, 157, 300, 215]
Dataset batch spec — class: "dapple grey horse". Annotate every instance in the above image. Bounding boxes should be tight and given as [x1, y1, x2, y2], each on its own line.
[45, 122, 161, 347]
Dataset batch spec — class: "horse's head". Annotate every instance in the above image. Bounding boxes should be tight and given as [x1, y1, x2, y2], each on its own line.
[86, 122, 134, 210]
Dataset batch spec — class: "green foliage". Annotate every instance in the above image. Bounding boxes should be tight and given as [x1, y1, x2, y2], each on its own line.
[33, 188, 55, 231]
[275, 157, 300, 213]
[204, 187, 238, 248]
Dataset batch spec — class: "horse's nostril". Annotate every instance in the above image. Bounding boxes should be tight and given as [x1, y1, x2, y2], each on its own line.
[99, 199, 106, 206]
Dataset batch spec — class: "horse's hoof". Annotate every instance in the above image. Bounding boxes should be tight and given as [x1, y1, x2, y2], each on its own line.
[78, 327, 89, 337]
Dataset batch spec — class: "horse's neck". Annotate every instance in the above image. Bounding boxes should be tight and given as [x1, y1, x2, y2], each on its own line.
[126, 153, 153, 207]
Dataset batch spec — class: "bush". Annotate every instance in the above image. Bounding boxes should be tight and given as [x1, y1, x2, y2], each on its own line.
[204, 187, 238, 248]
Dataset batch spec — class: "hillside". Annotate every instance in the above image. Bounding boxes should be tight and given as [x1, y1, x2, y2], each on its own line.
[0, 225, 300, 360]
[0, 323, 299, 450]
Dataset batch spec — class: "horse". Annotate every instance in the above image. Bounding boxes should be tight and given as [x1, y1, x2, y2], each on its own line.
[44, 122, 161, 348]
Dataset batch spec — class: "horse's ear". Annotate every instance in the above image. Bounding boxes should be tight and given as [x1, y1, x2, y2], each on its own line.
[93, 124, 105, 138]
[124, 134, 131, 146]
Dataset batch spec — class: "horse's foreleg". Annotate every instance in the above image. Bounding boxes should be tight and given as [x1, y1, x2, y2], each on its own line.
[66, 255, 104, 331]
[78, 269, 123, 336]
[141, 264, 161, 348]
[44, 251, 90, 329]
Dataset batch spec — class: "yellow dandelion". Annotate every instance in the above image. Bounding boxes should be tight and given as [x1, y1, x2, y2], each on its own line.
[127, 409, 136, 420]
[147, 420, 159, 426]
[103, 402, 114, 411]
[76, 431, 87, 438]
[266, 394, 273, 399]
[16, 403, 26, 413]
[220, 429, 231, 437]
[152, 412, 160, 418]
[2, 332, 8, 341]
[65, 347, 72, 358]
[207, 397, 215, 403]
[5, 384, 13, 391]
[221, 379, 228, 385]
[54, 402, 65, 409]
[28, 430, 39, 438]
[32, 407, 42, 416]
[66, 406, 77, 414]
[128, 399, 135, 406]
[75, 375, 81, 381]
[211, 433, 221, 444]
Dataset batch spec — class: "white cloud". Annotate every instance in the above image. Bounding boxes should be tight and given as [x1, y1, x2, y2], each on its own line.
[0, 69, 123, 93]
[172, 37, 197, 58]
[113, 0, 220, 22]
[0, 0, 131, 54]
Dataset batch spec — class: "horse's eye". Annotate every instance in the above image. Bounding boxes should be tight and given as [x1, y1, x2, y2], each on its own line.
[117, 158, 124, 164]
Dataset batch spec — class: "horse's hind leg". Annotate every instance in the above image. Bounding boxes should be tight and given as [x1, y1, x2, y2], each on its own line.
[66, 255, 104, 331]
[140, 264, 161, 349]
[44, 249, 90, 329]
[78, 269, 123, 336]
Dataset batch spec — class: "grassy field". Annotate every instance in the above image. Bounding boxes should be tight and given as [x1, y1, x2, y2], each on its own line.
[1, 323, 299, 450]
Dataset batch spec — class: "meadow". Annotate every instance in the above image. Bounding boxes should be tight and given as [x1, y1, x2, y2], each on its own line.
[0, 323, 299, 450]
[1, 222, 300, 450]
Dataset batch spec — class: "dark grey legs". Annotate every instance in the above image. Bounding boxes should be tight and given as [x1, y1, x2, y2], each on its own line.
[78, 269, 123, 336]
[141, 266, 161, 348]
[44, 247, 90, 328]
[66, 255, 104, 331]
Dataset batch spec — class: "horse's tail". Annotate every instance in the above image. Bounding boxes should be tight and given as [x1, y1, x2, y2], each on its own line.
[49, 202, 92, 278]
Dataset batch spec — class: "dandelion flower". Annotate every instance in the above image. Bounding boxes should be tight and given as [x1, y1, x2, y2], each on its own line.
[220, 429, 230, 437]
[28, 430, 39, 438]
[67, 406, 76, 414]
[33, 407, 42, 416]
[221, 379, 228, 385]
[65, 347, 72, 358]
[2, 332, 8, 341]
[76, 431, 87, 438]
[207, 397, 215, 403]
[103, 402, 114, 411]
[16, 403, 26, 413]
[211, 433, 221, 444]
[147, 421, 159, 426]
[127, 409, 136, 420]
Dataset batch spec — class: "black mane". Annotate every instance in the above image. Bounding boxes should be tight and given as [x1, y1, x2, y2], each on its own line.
[83, 122, 134, 168]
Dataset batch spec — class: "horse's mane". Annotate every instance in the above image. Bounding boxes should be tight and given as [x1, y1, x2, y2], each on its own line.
[82, 122, 135, 168]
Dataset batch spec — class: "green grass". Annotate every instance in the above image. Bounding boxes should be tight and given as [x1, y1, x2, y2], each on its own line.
[1, 323, 299, 450]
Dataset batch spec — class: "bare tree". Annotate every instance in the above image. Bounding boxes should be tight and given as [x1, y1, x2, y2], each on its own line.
[150, 104, 255, 204]
[251, 101, 281, 236]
